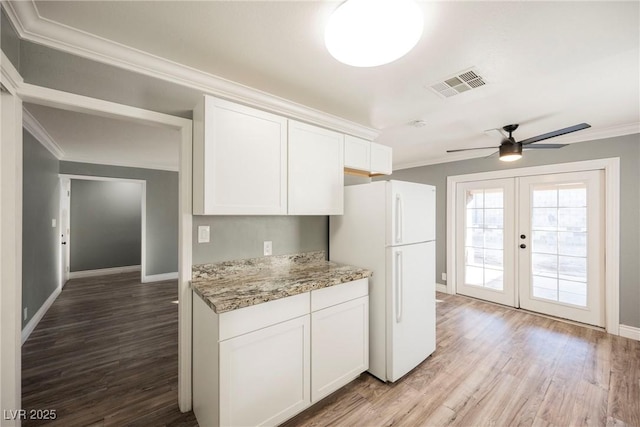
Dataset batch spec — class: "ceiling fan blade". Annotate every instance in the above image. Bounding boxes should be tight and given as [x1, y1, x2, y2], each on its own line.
[523, 144, 568, 149]
[447, 146, 500, 153]
[485, 150, 499, 159]
[520, 123, 591, 145]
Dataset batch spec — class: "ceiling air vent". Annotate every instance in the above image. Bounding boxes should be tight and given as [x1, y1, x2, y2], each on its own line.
[429, 68, 486, 98]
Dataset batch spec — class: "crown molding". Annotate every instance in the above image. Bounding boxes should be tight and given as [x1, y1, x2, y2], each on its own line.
[3, 1, 380, 141]
[0, 50, 23, 93]
[393, 122, 640, 171]
[22, 107, 65, 159]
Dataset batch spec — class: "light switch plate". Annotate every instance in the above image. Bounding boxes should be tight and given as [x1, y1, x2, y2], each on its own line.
[198, 226, 210, 243]
[263, 241, 272, 256]
[52, 219, 57, 228]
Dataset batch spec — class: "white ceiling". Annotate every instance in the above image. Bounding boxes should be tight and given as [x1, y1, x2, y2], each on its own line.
[24, 103, 181, 171]
[9, 1, 640, 170]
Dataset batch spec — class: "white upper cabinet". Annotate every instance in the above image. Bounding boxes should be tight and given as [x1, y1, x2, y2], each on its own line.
[193, 96, 288, 215]
[344, 136, 393, 176]
[370, 142, 393, 175]
[288, 120, 344, 215]
[344, 135, 371, 171]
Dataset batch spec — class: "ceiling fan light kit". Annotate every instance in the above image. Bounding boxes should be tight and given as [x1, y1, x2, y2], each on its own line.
[447, 123, 591, 162]
[499, 143, 523, 162]
[325, 0, 424, 67]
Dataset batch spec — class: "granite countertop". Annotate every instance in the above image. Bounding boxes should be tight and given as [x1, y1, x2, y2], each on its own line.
[191, 251, 371, 314]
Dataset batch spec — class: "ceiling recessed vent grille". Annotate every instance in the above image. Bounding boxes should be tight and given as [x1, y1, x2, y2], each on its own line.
[429, 68, 487, 98]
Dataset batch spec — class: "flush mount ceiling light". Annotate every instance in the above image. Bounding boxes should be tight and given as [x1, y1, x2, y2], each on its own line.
[325, 0, 424, 67]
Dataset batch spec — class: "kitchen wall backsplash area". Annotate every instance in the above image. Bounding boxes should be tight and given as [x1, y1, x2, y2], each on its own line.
[192, 215, 328, 264]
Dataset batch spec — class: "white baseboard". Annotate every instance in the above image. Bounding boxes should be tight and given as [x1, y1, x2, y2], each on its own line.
[22, 286, 61, 345]
[69, 265, 141, 279]
[142, 271, 179, 283]
[436, 283, 448, 293]
[619, 324, 640, 341]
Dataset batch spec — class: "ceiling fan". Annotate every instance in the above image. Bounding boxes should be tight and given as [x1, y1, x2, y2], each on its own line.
[447, 123, 591, 162]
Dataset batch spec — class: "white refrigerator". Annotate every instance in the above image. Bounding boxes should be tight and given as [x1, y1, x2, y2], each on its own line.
[330, 180, 436, 382]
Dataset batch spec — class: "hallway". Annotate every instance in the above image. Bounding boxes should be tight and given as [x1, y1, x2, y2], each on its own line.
[21, 273, 197, 426]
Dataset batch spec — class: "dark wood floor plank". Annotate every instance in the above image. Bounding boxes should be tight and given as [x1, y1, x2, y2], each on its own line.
[21, 273, 197, 427]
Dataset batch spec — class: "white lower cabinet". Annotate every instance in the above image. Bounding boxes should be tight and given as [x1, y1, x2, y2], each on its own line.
[311, 295, 369, 402]
[220, 315, 310, 427]
[192, 279, 368, 427]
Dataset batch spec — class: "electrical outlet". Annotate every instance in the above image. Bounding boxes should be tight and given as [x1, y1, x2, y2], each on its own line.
[441, 272, 447, 281]
[23, 307, 28, 321]
[198, 226, 210, 243]
[263, 241, 272, 256]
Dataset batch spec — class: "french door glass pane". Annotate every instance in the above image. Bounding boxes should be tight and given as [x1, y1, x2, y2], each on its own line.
[530, 182, 588, 307]
[464, 188, 504, 290]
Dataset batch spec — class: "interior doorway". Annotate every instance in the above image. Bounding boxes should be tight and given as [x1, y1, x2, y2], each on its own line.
[60, 175, 146, 282]
[1, 62, 194, 418]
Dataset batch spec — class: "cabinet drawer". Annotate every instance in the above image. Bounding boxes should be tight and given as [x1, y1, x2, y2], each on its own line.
[219, 293, 310, 341]
[311, 278, 368, 312]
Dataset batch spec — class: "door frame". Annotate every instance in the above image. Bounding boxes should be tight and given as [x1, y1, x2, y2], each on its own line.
[59, 177, 70, 287]
[0, 50, 194, 415]
[59, 174, 147, 281]
[446, 158, 620, 335]
[1, 51, 24, 426]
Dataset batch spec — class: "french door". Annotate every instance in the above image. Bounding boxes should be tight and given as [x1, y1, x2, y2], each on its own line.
[456, 179, 516, 306]
[456, 170, 605, 327]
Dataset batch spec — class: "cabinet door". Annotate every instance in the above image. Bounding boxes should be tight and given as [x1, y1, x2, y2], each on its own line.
[288, 120, 344, 215]
[344, 135, 371, 171]
[311, 296, 368, 402]
[370, 142, 393, 175]
[194, 96, 288, 215]
[219, 315, 310, 427]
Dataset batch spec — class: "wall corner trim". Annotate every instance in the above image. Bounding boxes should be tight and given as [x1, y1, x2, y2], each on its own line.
[619, 325, 640, 341]
[68, 265, 141, 279]
[21, 286, 61, 345]
[142, 272, 179, 283]
[435, 283, 448, 294]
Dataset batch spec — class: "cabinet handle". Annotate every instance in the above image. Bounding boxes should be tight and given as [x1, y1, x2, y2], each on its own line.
[396, 251, 403, 323]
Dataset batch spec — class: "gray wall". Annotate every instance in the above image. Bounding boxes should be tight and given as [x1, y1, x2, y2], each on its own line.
[60, 162, 178, 275]
[70, 180, 142, 272]
[1, 6, 20, 69]
[383, 134, 640, 328]
[22, 130, 60, 328]
[193, 216, 328, 265]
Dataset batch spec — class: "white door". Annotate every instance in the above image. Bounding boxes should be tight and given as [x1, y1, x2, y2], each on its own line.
[455, 171, 605, 327]
[386, 241, 435, 382]
[388, 181, 436, 245]
[456, 179, 517, 306]
[518, 171, 604, 326]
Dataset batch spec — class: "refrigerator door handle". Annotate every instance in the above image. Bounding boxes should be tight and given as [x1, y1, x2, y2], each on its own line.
[395, 194, 403, 244]
[396, 250, 403, 323]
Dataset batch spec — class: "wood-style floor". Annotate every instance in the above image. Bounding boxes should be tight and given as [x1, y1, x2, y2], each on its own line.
[285, 293, 640, 427]
[23, 275, 639, 426]
[21, 273, 197, 426]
